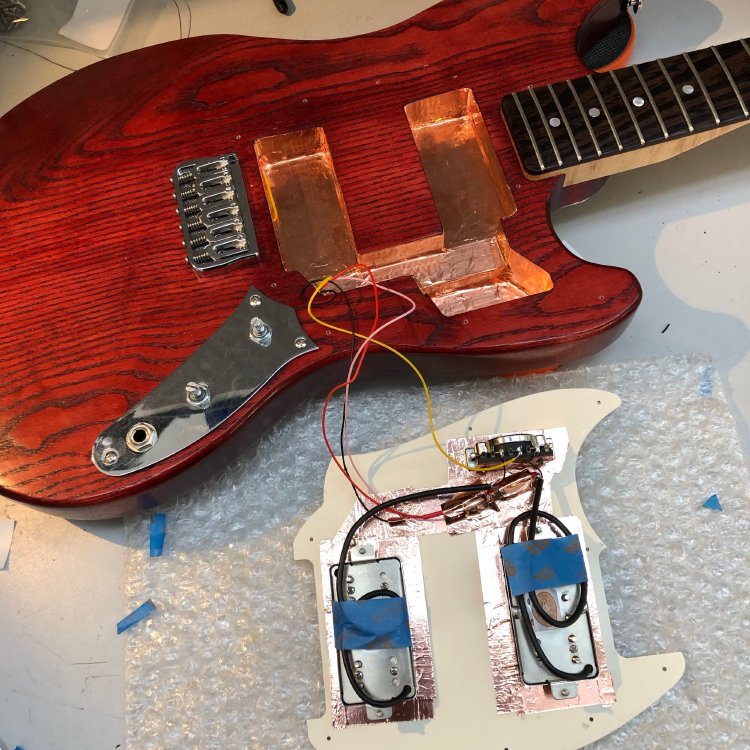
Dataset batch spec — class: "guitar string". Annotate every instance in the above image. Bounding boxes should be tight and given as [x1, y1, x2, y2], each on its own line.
[308, 268, 517, 475]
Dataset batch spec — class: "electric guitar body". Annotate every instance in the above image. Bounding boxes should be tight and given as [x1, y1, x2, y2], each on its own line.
[0, 0, 742, 517]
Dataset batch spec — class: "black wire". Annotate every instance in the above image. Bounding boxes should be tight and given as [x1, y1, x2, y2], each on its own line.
[505, 478, 594, 681]
[517, 592, 594, 681]
[336, 483, 491, 708]
[301, 280, 379, 519]
[358, 588, 399, 601]
[507, 509, 589, 629]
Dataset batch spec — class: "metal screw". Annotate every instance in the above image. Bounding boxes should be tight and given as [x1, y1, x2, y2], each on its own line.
[294, 337, 307, 349]
[389, 657, 397, 665]
[185, 381, 211, 409]
[390, 666, 398, 675]
[375, 709, 384, 718]
[535, 526, 543, 534]
[560, 688, 570, 697]
[572, 656, 581, 664]
[102, 448, 119, 466]
[347, 586, 355, 595]
[355, 671, 363, 680]
[249, 294, 262, 307]
[568, 635, 577, 643]
[392, 678, 400, 687]
[354, 660, 362, 668]
[346, 575, 353, 583]
[358, 547, 366, 554]
[561, 593, 570, 602]
[569, 644, 579, 653]
[380, 582, 389, 589]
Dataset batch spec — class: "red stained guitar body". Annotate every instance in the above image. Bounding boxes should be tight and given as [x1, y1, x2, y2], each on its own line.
[0, 0, 641, 517]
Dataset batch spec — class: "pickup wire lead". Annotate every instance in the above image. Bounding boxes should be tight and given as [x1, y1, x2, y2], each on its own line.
[505, 474, 594, 681]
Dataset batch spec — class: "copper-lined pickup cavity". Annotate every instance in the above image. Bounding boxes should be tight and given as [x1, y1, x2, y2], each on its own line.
[254, 128, 358, 280]
[253, 90, 552, 316]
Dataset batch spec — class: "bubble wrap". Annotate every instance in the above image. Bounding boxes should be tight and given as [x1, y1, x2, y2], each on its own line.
[124, 354, 750, 749]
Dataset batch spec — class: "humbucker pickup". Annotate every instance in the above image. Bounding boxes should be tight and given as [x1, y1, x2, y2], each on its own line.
[172, 154, 259, 270]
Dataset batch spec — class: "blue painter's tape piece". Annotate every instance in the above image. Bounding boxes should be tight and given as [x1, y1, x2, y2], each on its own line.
[503, 535, 587, 597]
[150, 513, 166, 557]
[117, 599, 156, 634]
[703, 494, 723, 511]
[333, 597, 412, 650]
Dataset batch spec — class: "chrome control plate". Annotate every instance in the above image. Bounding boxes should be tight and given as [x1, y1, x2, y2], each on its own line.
[92, 288, 317, 476]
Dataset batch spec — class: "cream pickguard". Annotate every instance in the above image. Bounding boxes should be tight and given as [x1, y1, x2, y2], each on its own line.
[294, 389, 684, 748]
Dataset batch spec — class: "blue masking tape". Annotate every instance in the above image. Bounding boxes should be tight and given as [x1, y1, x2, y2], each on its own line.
[502, 535, 587, 597]
[150, 513, 166, 557]
[333, 597, 412, 650]
[117, 599, 156, 634]
[703, 494, 722, 511]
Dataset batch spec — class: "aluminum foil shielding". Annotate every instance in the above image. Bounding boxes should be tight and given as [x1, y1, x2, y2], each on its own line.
[320, 498, 435, 729]
[476, 516, 616, 714]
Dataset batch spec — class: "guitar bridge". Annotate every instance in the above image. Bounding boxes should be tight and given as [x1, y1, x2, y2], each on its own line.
[172, 154, 259, 270]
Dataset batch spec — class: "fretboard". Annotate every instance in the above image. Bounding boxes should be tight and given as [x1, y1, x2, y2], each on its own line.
[502, 38, 750, 176]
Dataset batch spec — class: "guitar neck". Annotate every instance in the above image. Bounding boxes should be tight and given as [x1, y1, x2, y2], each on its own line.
[502, 37, 750, 179]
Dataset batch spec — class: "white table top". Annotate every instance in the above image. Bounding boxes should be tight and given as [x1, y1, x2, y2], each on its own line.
[0, 1, 748, 748]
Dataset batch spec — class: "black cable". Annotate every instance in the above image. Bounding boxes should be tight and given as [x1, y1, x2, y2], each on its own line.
[505, 476, 594, 681]
[359, 588, 399, 601]
[302, 280, 380, 518]
[336, 483, 491, 708]
[507, 510, 589, 629]
[517, 592, 594, 681]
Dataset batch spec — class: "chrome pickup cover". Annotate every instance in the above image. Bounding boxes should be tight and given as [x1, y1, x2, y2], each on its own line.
[173, 154, 259, 270]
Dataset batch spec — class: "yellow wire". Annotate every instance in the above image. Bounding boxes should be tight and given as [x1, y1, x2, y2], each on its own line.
[308, 274, 516, 474]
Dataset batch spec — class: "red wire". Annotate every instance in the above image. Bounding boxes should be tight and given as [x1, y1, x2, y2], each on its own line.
[315, 265, 443, 522]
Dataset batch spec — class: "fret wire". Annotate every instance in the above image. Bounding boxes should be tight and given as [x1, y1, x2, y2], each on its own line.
[633, 64, 669, 139]
[711, 46, 749, 117]
[546, 84, 582, 162]
[609, 70, 646, 145]
[741, 39, 750, 60]
[511, 92, 545, 171]
[682, 52, 720, 124]
[528, 87, 563, 167]
[566, 80, 601, 156]
[587, 74, 623, 151]
[656, 58, 695, 132]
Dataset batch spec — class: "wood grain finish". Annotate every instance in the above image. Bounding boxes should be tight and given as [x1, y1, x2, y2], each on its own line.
[0, 0, 641, 516]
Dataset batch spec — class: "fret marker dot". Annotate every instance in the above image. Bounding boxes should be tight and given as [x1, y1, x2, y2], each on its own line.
[588, 107, 601, 118]
[632, 96, 645, 108]
[682, 84, 695, 95]
[549, 117, 561, 128]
